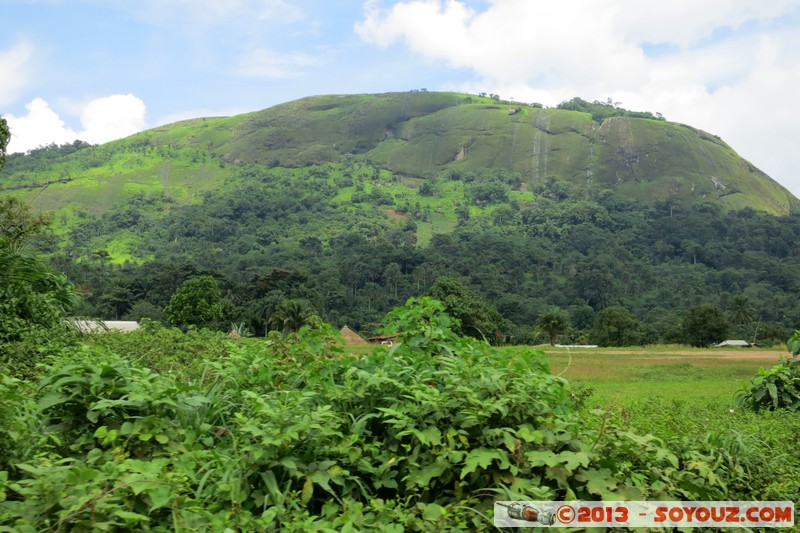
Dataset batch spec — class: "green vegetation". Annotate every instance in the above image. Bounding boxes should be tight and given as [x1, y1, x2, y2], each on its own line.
[0, 197, 80, 378]
[592, 306, 641, 347]
[2, 93, 799, 529]
[0, 193, 798, 527]
[0, 116, 8, 170]
[545, 344, 800, 504]
[680, 304, 731, 348]
[425, 276, 505, 342]
[2, 91, 799, 344]
[735, 330, 800, 411]
[268, 298, 317, 335]
[556, 97, 667, 122]
[2, 295, 798, 529]
[164, 276, 223, 330]
[31, 174, 798, 345]
[537, 307, 569, 346]
[4, 92, 798, 219]
[2, 161, 799, 345]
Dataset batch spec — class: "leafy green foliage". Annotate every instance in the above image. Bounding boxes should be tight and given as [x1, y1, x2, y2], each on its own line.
[556, 97, 665, 122]
[0, 196, 80, 377]
[680, 304, 730, 347]
[268, 298, 316, 335]
[735, 359, 800, 412]
[591, 306, 641, 347]
[426, 277, 506, 342]
[4, 92, 797, 218]
[164, 275, 223, 330]
[537, 307, 569, 345]
[85, 320, 232, 382]
[620, 397, 800, 503]
[0, 299, 798, 529]
[0, 197, 53, 245]
[787, 330, 800, 356]
[0, 245, 77, 342]
[736, 331, 800, 412]
[0, 116, 8, 171]
[4, 137, 800, 346]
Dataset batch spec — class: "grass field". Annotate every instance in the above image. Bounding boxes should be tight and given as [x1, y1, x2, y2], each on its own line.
[532, 345, 800, 496]
[539, 345, 785, 406]
[344, 343, 787, 411]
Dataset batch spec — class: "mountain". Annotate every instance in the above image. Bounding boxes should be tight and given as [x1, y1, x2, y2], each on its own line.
[3, 92, 800, 342]
[2, 91, 798, 220]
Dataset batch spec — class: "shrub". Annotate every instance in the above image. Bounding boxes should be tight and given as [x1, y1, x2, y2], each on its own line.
[735, 358, 800, 412]
[735, 331, 800, 412]
[0, 298, 789, 529]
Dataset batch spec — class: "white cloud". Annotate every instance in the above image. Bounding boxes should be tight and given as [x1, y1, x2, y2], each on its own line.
[78, 94, 147, 145]
[5, 98, 77, 152]
[6, 94, 147, 153]
[356, 0, 800, 197]
[0, 41, 35, 108]
[235, 48, 318, 78]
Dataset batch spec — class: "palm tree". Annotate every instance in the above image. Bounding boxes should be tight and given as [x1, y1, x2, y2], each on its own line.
[0, 242, 79, 311]
[537, 307, 569, 346]
[728, 295, 755, 326]
[0, 241, 80, 341]
[268, 298, 315, 335]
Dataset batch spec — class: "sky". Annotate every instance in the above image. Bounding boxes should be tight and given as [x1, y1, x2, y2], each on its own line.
[2, 0, 800, 197]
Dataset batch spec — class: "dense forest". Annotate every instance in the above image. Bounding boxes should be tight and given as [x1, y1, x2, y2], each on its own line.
[2, 92, 800, 346]
[19, 159, 799, 346]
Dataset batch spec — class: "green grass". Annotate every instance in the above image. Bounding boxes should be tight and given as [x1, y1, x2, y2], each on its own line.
[536, 345, 798, 476]
[538, 346, 780, 405]
[503, 344, 800, 507]
[104, 232, 150, 265]
[416, 211, 458, 247]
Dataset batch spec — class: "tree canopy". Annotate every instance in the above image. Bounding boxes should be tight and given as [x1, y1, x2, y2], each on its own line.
[591, 306, 641, 347]
[538, 308, 569, 345]
[0, 116, 9, 170]
[680, 304, 730, 347]
[426, 276, 506, 342]
[165, 276, 223, 330]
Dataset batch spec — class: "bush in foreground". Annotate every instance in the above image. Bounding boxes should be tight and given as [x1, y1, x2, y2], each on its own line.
[0, 298, 787, 530]
[736, 330, 800, 412]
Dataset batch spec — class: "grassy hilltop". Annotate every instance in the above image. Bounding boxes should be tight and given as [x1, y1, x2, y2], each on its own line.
[3, 91, 798, 220]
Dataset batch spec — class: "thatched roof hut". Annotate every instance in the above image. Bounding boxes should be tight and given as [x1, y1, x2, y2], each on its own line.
[340, 325, 368, 345]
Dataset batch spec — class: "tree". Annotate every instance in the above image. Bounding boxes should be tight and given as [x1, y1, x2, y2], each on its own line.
[0, 115, 8, 170]
[537, 307, 569, 345]
[165, 275, 223, 329]
[383, 262, 402, 298]
[680, 304, 730, 347]
[0, 196, 53, 245]
[268, 298, 315, 334]
[591, 306, 640, 347]
[0, 194, 80, 345]
[426, 276, 506, 341]
[728, 295, 755, 326]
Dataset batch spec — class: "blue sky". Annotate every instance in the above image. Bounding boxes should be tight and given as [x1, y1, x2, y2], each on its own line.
[3, 0, 800, 198]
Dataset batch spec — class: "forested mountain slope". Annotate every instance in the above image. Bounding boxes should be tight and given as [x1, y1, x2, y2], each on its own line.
[1, 92, 799, 343]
